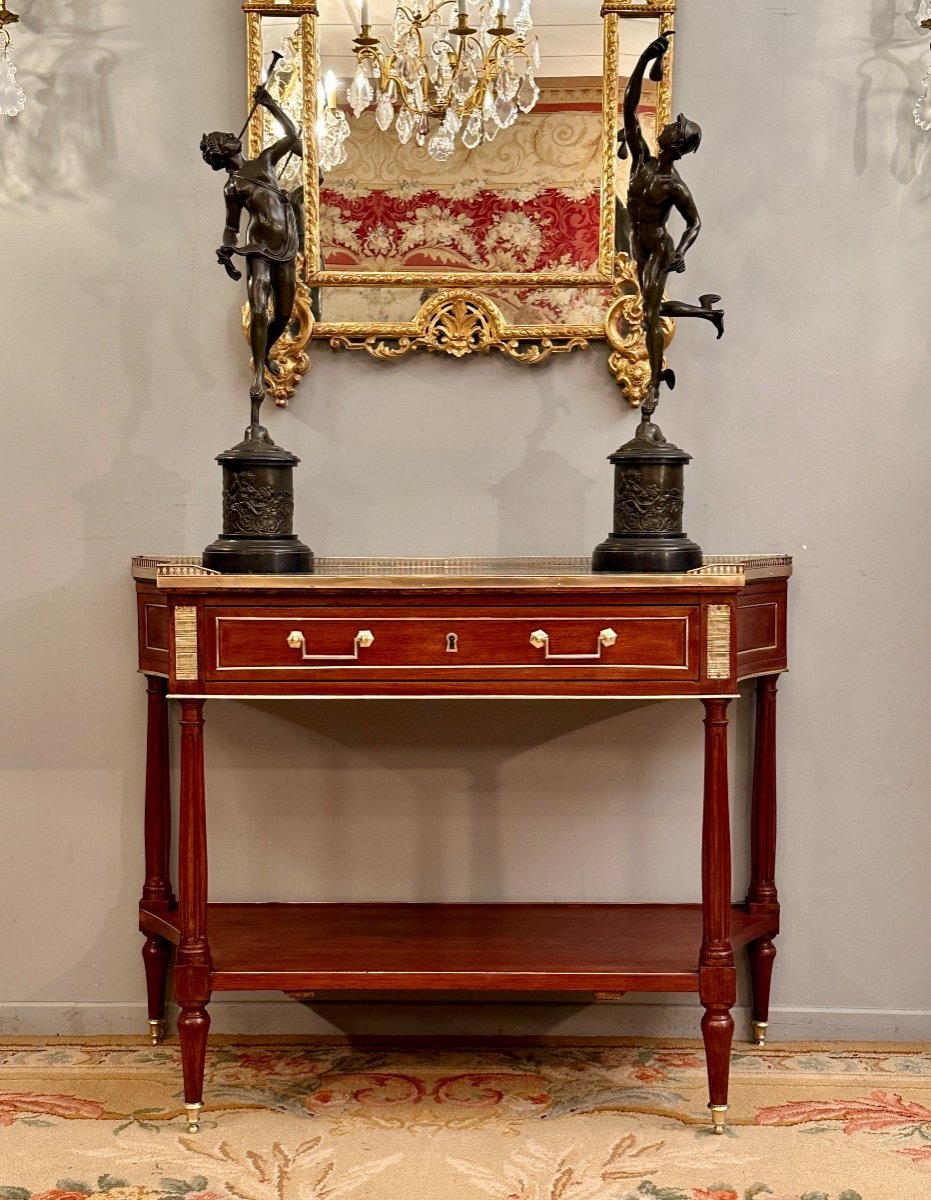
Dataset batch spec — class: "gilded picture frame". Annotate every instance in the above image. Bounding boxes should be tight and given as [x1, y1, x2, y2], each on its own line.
[241, 0, 677, 406]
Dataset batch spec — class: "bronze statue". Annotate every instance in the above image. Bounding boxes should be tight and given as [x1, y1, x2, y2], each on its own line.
[592, 33, 722, 574]
[200, 68, 314, 576]
[622, 33, 723, 428]
[201, 79, 303, 429]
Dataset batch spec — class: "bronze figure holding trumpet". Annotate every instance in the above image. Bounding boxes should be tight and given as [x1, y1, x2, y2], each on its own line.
[200, 54, 313, 575]
[201, 55, 304, 427]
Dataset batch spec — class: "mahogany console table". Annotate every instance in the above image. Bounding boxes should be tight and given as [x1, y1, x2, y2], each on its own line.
[133, 553, 790, 1134]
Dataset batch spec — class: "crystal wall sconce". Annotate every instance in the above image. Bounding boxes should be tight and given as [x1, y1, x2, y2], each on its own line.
[0, 1, 24, 117]
[915, 16, 931, 130]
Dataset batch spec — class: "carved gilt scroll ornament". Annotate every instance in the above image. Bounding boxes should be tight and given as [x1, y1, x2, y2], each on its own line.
[605, 255, 675, 407]
[326, 290, 589, 366]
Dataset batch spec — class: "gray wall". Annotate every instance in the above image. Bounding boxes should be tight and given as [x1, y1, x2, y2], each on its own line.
[1, 0, 929, 1039]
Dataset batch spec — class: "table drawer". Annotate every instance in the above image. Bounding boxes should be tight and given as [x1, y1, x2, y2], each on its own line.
[209, 609, 699, 680]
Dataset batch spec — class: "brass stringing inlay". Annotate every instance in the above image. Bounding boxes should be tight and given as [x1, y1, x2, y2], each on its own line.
[174, 607, 200, 681]
[706, 605, 731, 680]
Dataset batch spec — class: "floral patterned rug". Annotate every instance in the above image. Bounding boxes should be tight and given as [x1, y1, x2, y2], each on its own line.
[1, 1037, 930, 1200]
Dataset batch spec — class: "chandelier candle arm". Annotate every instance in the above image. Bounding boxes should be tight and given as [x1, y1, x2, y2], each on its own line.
[324, 70, 338, 109]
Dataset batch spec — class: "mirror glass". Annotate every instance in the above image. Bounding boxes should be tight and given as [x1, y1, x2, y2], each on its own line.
[315, 284, 613, 326]
[258, 6, 665, 327]
[317, 0, 605, 280]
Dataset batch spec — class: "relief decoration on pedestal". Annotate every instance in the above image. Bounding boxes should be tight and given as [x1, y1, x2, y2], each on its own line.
[223, 471, 295, 536]
[613, 473, 684, 533]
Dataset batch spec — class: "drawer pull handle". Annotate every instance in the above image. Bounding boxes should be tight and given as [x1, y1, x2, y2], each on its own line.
[529, 627, 617, 660]
[286, 629, 375, 661]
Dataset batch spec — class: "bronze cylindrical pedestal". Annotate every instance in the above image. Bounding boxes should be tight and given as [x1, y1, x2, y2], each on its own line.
[592, 422, 702, 574]
[203, 428, 313, 575]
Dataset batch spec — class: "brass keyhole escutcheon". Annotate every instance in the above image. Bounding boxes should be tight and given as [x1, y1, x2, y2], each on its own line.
[446, 633, 458, 653]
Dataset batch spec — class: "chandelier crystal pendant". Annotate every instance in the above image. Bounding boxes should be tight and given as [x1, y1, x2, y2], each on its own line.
[348, 0, 540, 162]
[317, 70, 352, 170]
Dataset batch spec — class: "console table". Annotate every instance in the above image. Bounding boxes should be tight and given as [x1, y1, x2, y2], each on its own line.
[132, 553, 790, 1134]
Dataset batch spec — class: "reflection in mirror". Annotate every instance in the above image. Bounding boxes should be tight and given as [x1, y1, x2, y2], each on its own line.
[319, 284, 615, 326]
[257, 9, 661, 272]
[259, 15, 304, 195]
[312, 5, 660, 320]
[246, 4, 676, 402]
[319, 0, 603, 279]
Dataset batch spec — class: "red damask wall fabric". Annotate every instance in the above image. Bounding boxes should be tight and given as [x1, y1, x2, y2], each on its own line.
[315, 91, 655, 323]
[322, 187, 601, 273]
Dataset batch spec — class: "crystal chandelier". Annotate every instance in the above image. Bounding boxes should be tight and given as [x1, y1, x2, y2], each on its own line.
[345, 0, 540, 163]
[0, 1, 25, 118]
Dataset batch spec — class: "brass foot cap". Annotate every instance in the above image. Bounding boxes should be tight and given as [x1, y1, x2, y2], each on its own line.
[752, 1020, 769, 1047]
[148, 1019, 166, 1046]
[710, 1104, 728, 1134]
[184, 1102, 204, 1134]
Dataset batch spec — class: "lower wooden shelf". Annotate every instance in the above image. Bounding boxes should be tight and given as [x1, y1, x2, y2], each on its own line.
[140, 902, 778, 995]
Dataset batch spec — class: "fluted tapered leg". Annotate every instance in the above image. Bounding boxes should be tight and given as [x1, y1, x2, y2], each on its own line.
[174, 699, 211, 1130]
[746, 675, 780, 1046]
[142, 936, 171, 1043]
[177, 1004, 210, 1131]
[699, 698, 735, 1133]
[141, 675, 174, 1043]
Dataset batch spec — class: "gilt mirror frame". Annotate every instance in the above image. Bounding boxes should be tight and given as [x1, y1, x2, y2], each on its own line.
[241, 0, 677, 407]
